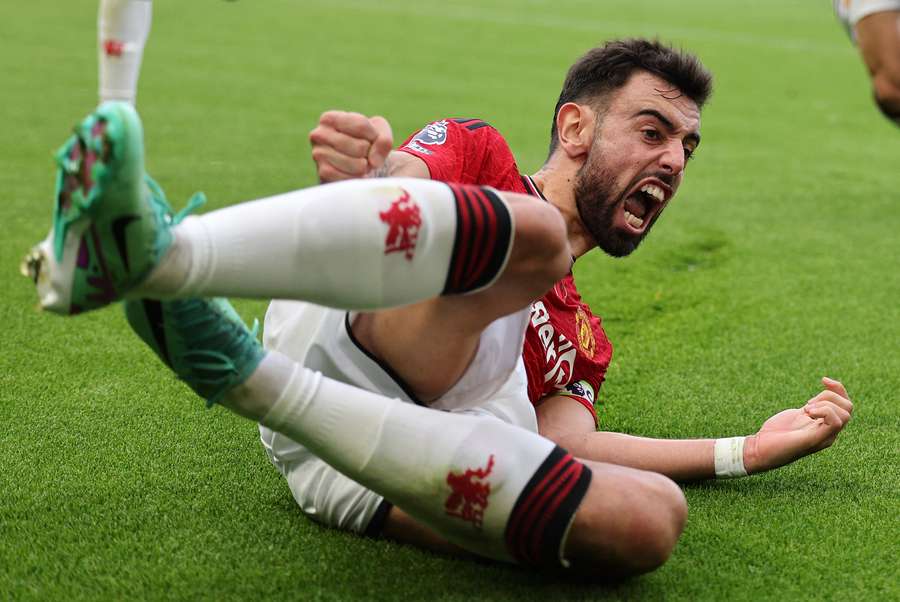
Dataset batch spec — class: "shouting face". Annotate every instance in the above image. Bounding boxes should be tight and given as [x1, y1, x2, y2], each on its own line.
[574, 71, 702, 257]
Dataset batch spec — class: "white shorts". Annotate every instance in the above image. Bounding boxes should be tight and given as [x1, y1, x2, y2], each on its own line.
[258, 300, 535, 534]
[836, 0, 900, 28]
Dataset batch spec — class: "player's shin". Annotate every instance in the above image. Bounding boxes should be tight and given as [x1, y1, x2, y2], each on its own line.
[136, 179, 514, 309]
[98, 0, 152, 104]
[237, 352, 591, 567]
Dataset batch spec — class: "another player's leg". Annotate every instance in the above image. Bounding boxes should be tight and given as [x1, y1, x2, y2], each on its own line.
[855, 10, 900, 125]
[834, 1, 900, 125]
[98, 0, 153, 105]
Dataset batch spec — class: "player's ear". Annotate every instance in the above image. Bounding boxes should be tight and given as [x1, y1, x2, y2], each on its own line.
[555, 102, 595, 158]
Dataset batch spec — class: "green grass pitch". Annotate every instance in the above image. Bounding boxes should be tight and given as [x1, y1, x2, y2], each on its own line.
[2, 0, 898, 599]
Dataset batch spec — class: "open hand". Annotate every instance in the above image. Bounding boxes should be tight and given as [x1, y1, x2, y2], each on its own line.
[743, 377, 853, 474]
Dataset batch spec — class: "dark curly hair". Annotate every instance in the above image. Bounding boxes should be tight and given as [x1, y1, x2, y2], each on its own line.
[548, 38, 713, 155]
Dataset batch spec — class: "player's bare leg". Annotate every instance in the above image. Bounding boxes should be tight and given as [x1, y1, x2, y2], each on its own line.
[835, 2, 900, 125]
[855, 10, 900, 124]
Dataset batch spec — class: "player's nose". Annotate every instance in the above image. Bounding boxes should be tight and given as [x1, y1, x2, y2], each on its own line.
[658, 139, 686, 176]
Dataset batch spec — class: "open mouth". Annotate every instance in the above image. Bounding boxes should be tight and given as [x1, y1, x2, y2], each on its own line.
[621, 180, 670, 233]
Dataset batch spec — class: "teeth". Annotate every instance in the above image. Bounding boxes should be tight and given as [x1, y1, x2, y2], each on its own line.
[623, 210, 644, 228]
[640, 184, 665, 202]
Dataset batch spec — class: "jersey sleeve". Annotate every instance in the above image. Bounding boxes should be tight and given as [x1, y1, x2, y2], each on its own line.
[524, 285, 613, 426]
[556, 379, 598, 415]
[396, 118, 510, 184]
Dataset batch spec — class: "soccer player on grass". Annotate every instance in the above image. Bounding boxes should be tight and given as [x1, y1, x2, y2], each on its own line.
[22, 40, 852, 576]
[834, 0, 900, 125]
[307, 41, 855, 486]
[23, 100, 687, 575]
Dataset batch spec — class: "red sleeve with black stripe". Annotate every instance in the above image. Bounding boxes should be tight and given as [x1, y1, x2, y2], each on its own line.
[396, 118, 522, 189]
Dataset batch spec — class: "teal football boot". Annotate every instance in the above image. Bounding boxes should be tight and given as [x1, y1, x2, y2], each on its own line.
[125, 297, 266, 407]
[21, 101, 177, 315]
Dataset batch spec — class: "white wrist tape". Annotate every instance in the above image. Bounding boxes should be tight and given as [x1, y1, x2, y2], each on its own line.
[714, 437, 748, 478]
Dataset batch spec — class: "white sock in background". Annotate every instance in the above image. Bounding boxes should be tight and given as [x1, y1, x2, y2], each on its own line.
[98, 0, 153, 104]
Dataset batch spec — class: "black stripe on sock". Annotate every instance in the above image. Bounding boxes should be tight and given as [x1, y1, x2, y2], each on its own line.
[468, 187, 511, 291]
[442, 183, 471, 294]
[442, 185, 512, 295]
[504, 446, 592, 568]
[452, 118, 478, 124]
[460, 185, 488, 290]
[465, 120, 491, 131]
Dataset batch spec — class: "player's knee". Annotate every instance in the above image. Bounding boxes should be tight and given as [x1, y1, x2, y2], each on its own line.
[568, 470, 685, 578]
[650, 474, 688, 553]
[873, 72, 900, 122]
[512, 201, 571, 286]
[619, 473, 686, 573]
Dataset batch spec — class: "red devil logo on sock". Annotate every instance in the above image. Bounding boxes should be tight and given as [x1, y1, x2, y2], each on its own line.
[445, 455, 495, 529]
[379, 189, 422, 260]
[103, 39, 125, 57]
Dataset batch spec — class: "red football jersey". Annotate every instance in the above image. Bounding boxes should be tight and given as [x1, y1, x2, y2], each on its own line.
[523, 273, 613, 419]
[398, 119, 613, 419]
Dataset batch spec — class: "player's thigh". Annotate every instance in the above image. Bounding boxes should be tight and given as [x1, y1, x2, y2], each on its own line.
[351, 300, 485, 401]
[563, 460, 687, 576]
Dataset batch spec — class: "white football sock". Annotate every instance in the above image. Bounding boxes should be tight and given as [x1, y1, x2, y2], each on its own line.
[98, 0, 152, 104]
[229, 351, 589, 565]
[137, 178, 514, 309]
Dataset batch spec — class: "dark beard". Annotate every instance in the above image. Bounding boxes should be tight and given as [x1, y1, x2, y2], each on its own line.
[574, 158, 642, 258]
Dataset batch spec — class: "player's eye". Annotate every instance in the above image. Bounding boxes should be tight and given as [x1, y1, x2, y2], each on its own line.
[642, 129, 661, 142]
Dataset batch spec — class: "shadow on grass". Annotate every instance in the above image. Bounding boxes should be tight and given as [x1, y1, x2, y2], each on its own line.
[684, 472, 866, 495]
[265, 487, 665, 598]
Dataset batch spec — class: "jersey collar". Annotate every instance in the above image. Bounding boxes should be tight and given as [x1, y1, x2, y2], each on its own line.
[520, 175, 548, 201]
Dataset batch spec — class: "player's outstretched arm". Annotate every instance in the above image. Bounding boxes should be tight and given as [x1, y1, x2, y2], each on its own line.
[310, 110, 429, 181]
[539, 377, 853, 482]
